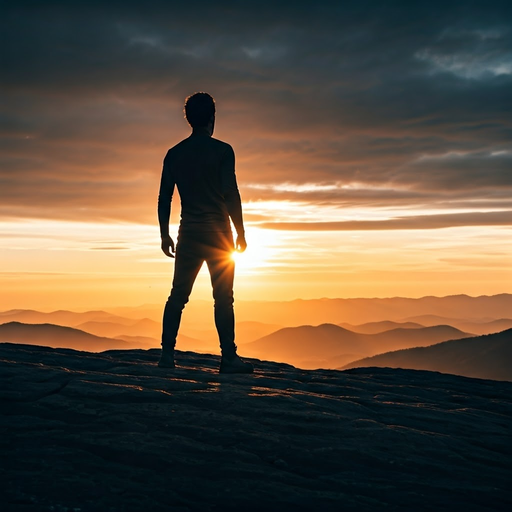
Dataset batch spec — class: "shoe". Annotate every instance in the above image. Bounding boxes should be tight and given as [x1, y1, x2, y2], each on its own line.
[219, 354, 254, 374]
[158, 349, 175, 368]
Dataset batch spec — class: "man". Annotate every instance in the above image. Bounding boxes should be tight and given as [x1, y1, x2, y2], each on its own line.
[157, 92, 253, 374]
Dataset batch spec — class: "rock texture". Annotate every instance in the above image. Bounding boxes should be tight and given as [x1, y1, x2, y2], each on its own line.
[1, 343, 511, 511]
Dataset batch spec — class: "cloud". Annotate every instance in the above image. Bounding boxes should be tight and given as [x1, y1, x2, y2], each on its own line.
[399, 150, 512, 190]
[260, 210, 512, 231]
[415, 26, 512, 79]
[1, 1, 511, 225]
[89, 246, 129, 250]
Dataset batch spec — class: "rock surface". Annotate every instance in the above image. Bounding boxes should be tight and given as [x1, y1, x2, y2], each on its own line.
[1, 343, 511, 511]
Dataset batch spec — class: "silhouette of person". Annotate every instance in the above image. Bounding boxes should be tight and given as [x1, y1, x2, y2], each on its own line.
[157, 92, 253, 374]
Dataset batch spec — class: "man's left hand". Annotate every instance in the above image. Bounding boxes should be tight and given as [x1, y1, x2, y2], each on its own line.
[235, 234, 247, 253]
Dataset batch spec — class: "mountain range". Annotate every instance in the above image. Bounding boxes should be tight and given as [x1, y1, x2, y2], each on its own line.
[241, 323, 471, 369]
[343, 328, 512, 381]
[4, 293, 511, 330]
[0, 322, 135, 352]
[0, 322, 205, 353]
[1, 293, 511, 380]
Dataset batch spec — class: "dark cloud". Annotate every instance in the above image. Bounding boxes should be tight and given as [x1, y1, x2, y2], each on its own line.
[396, 151, 512, 190]
[1, 0, 511, 227]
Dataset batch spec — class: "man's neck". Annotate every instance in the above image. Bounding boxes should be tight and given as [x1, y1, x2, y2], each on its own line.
[192, 126, 212, 137]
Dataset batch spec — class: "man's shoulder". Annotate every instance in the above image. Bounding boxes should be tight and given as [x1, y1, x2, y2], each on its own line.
[209, 136, 231, 147]
[209, 137, 234, 153]
[166, 136, 232, 152]
[165, 137, 190, 157]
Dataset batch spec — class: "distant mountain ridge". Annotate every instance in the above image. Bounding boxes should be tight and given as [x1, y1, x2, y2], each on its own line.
[0, 309, 283, 346]
[232, 294, 512, 326]
[76, 318, 161, 339]
[342, 328, 512, 381]
[0, 322, 135, 351]
[339, 320, 425, 334]
[0, 309, 136, 328]
[1, 320, 472, 368]
[1, 294, 510, 356]
[403, 315, 512, 335]
[4, 293, 511, 328]
[242, 323, 471, 369]
[0, 321, 224, 354]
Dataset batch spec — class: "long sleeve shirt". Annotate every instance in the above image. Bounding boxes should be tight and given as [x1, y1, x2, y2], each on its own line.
[158, 128, 245, 237]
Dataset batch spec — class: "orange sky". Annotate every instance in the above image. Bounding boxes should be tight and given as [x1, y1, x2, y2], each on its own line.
[1, 216, 511, 310]
[1, 2, 511, 310]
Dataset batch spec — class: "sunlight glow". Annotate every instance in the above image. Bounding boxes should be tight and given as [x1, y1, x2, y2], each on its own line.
[247, 181, 405, 193]
[231, 228, 283, 274]
[1, 217, 511, 310]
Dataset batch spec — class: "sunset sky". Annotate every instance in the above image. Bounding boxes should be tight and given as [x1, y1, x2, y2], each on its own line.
[1, 0, 511, 310]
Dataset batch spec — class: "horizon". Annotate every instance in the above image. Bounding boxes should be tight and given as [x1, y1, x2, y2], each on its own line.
[2, 292, 512, 314]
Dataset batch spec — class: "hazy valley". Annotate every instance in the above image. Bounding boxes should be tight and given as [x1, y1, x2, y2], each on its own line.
[1, 294, 511, 381]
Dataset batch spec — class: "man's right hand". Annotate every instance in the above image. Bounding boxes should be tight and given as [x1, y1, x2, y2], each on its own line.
[161, 236, 175, 258]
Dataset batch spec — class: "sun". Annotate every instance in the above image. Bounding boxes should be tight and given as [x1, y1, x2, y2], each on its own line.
[230, 228, 280, 273]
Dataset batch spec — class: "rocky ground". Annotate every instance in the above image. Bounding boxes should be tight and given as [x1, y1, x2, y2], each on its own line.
[1, 343, 511, 511]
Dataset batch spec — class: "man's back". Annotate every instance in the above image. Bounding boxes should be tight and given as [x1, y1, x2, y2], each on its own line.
[159, 127, 244, 236]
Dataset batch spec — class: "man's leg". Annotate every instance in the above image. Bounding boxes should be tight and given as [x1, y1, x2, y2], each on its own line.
[161, 238, 203, 365]
[206, 234, 253, 374]
[206, 251, 236, 357]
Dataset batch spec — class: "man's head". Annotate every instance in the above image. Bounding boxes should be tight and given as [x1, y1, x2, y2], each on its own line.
[184, 92, 216, 130]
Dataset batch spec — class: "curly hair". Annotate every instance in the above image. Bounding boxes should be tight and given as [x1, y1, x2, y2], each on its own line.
[184, 92, 216, 128]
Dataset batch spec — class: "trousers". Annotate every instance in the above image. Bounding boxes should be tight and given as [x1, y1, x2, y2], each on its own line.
[162, 230, 237, 356]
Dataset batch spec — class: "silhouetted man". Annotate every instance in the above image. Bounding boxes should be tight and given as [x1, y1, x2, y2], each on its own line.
[157, 92, 253, 374]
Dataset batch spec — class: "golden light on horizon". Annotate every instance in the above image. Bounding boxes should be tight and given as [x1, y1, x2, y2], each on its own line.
[0, 217, 511, 310]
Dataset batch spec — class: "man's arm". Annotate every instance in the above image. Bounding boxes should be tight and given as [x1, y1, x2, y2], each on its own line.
[221, 145, 247, 252]
[157, 154, 176, 258]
